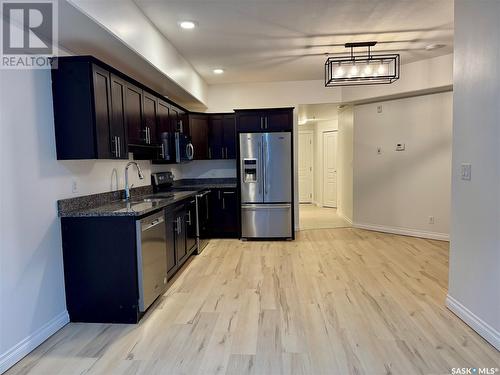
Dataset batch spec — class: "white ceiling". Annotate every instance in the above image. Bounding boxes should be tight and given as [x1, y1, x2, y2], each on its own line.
[134, 0, 454, 84]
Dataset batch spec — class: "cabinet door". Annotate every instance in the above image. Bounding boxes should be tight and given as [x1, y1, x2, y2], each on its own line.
[264, 111, 292, 131]
[109, 74, 128, 159]
[185, 199, 197, 253]
[157, 100, 171, 135]
[91, 64, 112, 159]
[236, 112, 264, 132]
[143, 92, 158, 144]
[220, 189, 239, 236]
[208, 189, 223, 235]
[165, 208, 177, 277]
[124, 83, 144, 145]
[189, 114, 209, 160]
[174, 207, 187, 263]
[169, 106, 180, 133]
[209, 115, 224, 159]
[222, 115, 236, 159]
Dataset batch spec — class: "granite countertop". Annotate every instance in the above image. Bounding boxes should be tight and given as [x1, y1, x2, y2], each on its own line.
[58, 178, 238, 218]
[59, 191, 199, 218]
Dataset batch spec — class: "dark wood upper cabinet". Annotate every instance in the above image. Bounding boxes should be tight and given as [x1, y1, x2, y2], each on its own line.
[124, 82, 144, 146]
[222, 115, 236, 159]
[92, 65, 113, 159]
[188, 114, 209, 160]
[51, 59, 127, 160]
[143, 91, 159, 144]
[235, 108, 293, 133]
[157, 100, 171, 135]
[109, 74, 128, 159]
[52, 57, 291, 162]
[208, 115, 223, 159]
[207, 114, 235, 160]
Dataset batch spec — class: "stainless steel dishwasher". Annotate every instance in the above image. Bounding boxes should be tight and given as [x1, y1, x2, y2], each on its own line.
[136, 210, 167, 312]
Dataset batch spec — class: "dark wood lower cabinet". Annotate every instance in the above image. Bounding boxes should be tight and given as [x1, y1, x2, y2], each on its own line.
[209, 188, 239, 238]
[60, 198, 198, 324]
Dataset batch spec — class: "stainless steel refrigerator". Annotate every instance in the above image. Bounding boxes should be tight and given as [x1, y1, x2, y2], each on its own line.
[239, 132, 292, 239]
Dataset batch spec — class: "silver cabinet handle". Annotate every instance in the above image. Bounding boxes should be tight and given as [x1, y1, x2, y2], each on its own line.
[266, 117, 268, 129]
[117, 136, 121, 158]
[187, 211, 192, 225]
[208, 147, 211, 159]
[260, 117, 263, 129]
[223, 191, 235, 194]
[221, 147, 224, 159]
[160, 143, 165, 159]
[147, 127, 151, 144]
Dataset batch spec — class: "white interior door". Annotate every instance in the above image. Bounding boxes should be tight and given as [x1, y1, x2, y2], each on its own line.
[323, 131, 337, 207]
[298, 131, 313, 203]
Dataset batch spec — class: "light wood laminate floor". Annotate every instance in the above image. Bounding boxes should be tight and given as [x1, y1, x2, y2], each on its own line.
[299, 204, 351, 230]
[7, 229, 499, 375]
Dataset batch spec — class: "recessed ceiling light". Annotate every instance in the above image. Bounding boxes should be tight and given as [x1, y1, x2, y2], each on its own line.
[213, 68, 224, 74]
[425, 43, 446, 51]
[179, 20, 197, 30]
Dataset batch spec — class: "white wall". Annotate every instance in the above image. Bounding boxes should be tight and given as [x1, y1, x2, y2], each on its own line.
[447, 0, 500, 350]
[0, 68, 151, 372]
[337, 106, 354, 222]
[153, 160, 236, 180]
[342, 53, 454, 104]
[353, 92, 453, 240]
[68, 0, 208, 106]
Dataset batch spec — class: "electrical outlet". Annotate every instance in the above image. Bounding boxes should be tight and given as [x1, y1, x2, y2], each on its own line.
[461, 163, 471, 181]
[428, 216, 435, 224]
[395, 143, 405, 151]
[377, 147, 382, 155]
[71, 179, 79, 193]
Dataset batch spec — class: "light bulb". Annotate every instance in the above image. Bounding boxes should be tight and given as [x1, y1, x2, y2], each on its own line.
[364, 64, 372, 75]
[349, 64, 358, 77]
[377, 64, 386, 75]
[334, 66, 344, 78]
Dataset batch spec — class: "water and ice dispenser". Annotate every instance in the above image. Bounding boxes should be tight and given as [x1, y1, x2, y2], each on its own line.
[243, 158, 258, 182]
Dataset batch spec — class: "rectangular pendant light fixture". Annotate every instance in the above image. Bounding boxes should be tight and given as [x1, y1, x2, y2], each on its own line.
[325, 42, 400, 87]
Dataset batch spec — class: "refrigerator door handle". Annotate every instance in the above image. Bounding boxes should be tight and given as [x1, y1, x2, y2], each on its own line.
[258, 141, 262, 194]
[242, 204, 291, 209]
[263, 138, 267, 195]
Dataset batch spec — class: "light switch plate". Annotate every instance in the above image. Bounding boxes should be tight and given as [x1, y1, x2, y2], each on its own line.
[461, 163, 471, 181]
[377, 105, 383, 113]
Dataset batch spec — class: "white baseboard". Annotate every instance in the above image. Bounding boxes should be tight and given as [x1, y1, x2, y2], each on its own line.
[353, 222, 449, 241]
[0, 310, 69, 374]
[446, 295, 500, 351]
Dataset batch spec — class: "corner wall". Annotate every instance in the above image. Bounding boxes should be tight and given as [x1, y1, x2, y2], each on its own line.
[0, 67, 151, 373]
[353, 92, 453, 240]
[447, 0, 500, 350]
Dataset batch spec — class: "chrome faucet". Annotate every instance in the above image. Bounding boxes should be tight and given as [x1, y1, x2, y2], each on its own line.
[124, 162, 144, 200]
